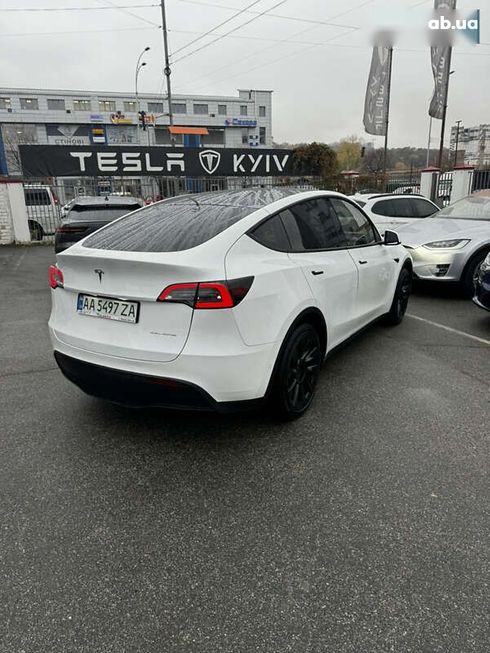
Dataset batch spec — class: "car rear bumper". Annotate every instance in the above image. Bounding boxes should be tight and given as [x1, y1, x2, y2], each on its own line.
[50, 325, 278, 405]
[54, 352, 264, 412]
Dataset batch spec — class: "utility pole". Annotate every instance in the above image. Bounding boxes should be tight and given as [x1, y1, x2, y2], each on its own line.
[453, 119, 462, 166]
[382, 47, 394, 192]
[135, 46, 150, 145]
[160, 0, 174, 142]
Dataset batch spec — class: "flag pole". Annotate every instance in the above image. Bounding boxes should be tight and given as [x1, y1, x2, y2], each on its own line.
[437, 47, 453, 169]
[382, 47, 394, 192]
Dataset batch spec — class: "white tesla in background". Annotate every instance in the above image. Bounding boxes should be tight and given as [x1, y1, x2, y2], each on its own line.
[49, 189, 412, 418]
[350, 193, 440, 233]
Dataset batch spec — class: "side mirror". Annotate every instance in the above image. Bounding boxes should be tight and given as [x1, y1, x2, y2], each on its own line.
[384, 230, 400, 246]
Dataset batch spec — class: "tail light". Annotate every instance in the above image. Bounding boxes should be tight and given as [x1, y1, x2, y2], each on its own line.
[55, 225, 86, 234]
[49, 264, 64, 289]
[157, 277, 253, 309]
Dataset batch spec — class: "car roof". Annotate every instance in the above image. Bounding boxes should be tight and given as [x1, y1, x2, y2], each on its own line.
[165, 187, 316, 209]
[71, 195, 141, 206]
[364, 193, 430, 201]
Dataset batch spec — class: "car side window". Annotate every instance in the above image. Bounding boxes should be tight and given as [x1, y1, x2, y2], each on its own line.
[411, 198, 438, 218]
[330, 199, 379, 247]
[371, 199, 395, 217]
[391, 198, 414, 218]
[281, 198, 347, 251]
[249, 214, 290, 251]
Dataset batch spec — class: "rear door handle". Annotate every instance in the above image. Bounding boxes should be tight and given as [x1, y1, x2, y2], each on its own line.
[311, 270, 324, 276]
[358, 260, 368, 265]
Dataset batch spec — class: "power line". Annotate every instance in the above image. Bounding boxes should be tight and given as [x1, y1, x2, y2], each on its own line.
[170, 27, 360, 45]
[175, 0, 373, 88]
[177, 25, 354, 93]
[173, 0, 290, 63]
[95, 0, 160, 27]
[0, 3, 158, 11]
[172, 0, 266, 56]
[175, 0, 365, 29]
[1, 26, 159, 37]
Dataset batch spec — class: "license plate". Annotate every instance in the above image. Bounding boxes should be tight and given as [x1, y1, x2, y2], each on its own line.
[77, 294, 139, 323]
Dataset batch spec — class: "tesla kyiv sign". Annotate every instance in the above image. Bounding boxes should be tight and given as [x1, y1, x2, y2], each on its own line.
[19, 145, 294, 178]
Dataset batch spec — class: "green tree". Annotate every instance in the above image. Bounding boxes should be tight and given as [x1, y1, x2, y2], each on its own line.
[291, 142, 338, 181]
[337, 136, 363, 171]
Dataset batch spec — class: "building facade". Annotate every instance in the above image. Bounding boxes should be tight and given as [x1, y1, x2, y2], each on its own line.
[0, 87, 273, 176]
[450, 123, 490, 167]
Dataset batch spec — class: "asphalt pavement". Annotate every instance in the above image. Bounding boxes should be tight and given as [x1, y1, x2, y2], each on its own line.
[1, 245, 489, 653]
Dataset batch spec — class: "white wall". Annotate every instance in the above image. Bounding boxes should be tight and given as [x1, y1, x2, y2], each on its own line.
[0, 181, 31, 245]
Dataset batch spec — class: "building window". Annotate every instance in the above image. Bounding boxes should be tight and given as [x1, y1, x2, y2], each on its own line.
[20, 98, 39, 110]
[260, 127, 266, 145]
[99, 100, 116, 112]
[242, 129, 248, 145]
[123, 101, 138, 112]
[171, 102, 187, 114]
[240, 105, 248, 116]
[73, 99, 91, 111]
[47, 98, 65, 111]
[218, 104, 227, 115]
[148, 101, 163, 113]
[0, 97, 11, 111]
[259, 105, 266, 117]
[193, 103, 208, 115]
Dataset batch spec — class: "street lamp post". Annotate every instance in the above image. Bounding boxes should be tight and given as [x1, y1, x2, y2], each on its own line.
[454, 119, 462, 167]
[135, 46, 150, 144]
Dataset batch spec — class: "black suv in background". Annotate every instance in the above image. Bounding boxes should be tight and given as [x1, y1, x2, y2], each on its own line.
[474, 253, 490, 312]
[54, 195, 143, 253]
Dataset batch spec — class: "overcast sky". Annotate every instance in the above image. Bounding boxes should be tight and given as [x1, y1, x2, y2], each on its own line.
[1, 0, 489, 147]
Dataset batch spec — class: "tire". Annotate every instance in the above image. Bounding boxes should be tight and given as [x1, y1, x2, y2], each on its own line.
[385, 267, 412, 326]
[270, 323, 323, 419]
[461, 251, 488, 299]
[28, 221, 43, 241]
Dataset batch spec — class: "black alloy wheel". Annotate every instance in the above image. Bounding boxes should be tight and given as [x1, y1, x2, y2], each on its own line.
[273, 323, 322, 418]
[385, 267, 412, 326]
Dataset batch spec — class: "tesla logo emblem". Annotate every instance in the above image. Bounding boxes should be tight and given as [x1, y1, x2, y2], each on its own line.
[94, 269, 104, 282]
[199, 149, 221, 175]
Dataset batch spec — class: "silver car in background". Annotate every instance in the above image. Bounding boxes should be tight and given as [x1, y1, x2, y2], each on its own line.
[395, 191, 490, 297]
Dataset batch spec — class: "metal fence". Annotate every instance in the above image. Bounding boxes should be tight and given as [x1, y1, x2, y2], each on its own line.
[472, 168, 490, 193]
[436, 171, 453, 207]
[22, 175, 319, 244]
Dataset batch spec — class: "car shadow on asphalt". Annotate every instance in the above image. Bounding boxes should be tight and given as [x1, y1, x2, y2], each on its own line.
[412, 279, 465, 300]
[75, 325, 384, 450]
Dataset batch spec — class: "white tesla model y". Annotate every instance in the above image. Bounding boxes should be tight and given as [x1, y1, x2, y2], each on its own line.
[49, 189, 412, 417]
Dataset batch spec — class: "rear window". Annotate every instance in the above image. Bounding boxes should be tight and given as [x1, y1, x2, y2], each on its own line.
[24, 189, 51, 206]
[371, 199, 395, 217]
[68, 204, 140, 222]
[249, 215, 290, 251]
[83, 198, 255, 252]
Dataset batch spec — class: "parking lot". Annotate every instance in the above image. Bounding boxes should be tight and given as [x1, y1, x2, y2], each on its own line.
[1, 244, 488, 652]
